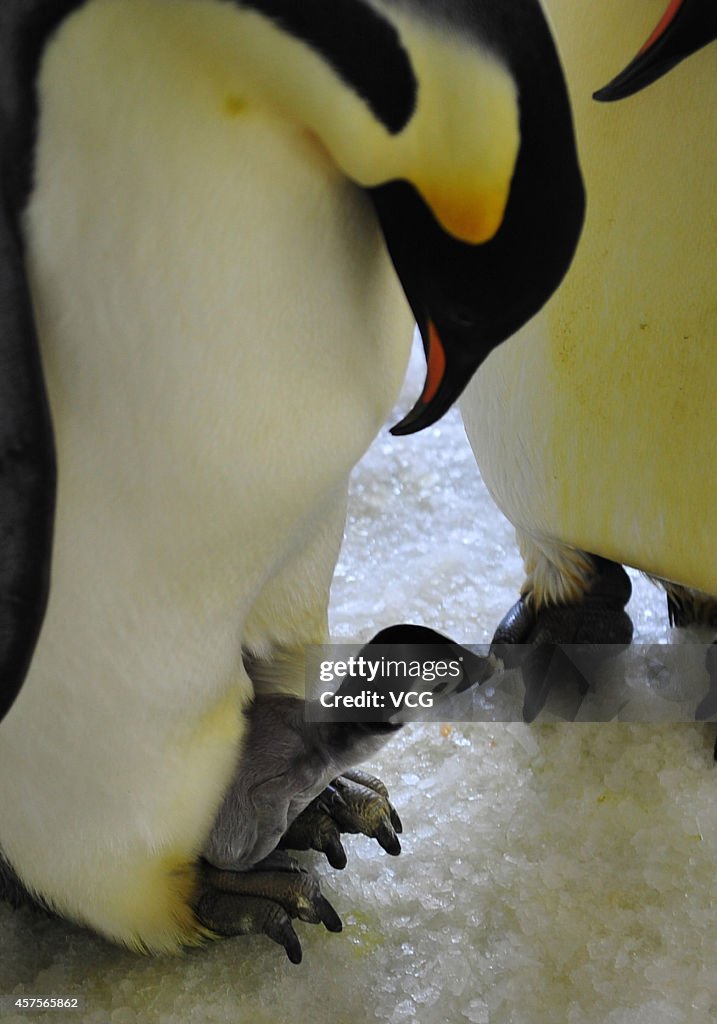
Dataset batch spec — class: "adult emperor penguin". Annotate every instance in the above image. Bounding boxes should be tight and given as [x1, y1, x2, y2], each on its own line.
[0, 0, 583, 959]
[460, 0, 717, 720]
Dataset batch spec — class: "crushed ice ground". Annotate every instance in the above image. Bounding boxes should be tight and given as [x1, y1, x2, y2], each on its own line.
[2, 342, 716, 1024]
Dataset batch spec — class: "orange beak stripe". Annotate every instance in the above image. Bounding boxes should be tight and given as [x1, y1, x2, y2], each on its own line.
[638, 0, 685, 55]
[422, 320, 447, 405]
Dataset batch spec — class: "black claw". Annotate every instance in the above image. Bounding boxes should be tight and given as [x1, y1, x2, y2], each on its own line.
[284, 930, 303, 964]
[260, 902, 303, 962]
[316, 895, 343, 933]
[284, 879, 334, 927]
[389, 807, 403, 835]
[491, 596, 535, 665]
[377, 823, 401, 856]
[324, 835, 348, 870]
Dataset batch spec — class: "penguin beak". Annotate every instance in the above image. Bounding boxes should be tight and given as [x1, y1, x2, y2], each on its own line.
[391, 318, 477, 436]
[387, 184, 521, 437]
[594, 0, 717, 101]
[372, 137, 585, 439]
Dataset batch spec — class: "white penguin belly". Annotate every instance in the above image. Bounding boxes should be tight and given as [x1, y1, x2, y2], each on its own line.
[462, 0, 717, 595]
[0, 0, 412, 947]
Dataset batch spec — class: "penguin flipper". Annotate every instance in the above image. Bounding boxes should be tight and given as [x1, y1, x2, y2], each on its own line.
[0, 200, 56, 723]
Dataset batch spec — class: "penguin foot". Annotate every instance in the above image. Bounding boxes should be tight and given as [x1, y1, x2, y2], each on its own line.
[695, 643, 717, 722]
[279, 769, 402, 869]
[491, 556, 633, 722]
[664, 583, 717, 630]
[659, 583, 717, 721]
[194, 851, 341, 964]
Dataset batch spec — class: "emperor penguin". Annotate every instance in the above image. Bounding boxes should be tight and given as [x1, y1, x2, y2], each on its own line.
[460, 0, 717, 720]
[0, 0, 583, 959]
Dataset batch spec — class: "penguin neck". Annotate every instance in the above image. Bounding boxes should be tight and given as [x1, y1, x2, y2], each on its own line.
[485, 5, 585, 339]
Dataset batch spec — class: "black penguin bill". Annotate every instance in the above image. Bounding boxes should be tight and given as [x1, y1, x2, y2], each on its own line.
[594, 0, 717, 101]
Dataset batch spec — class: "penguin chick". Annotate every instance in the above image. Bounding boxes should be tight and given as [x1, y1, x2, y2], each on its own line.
[206, 624, 491, 874]
[0, 0, 583, 954]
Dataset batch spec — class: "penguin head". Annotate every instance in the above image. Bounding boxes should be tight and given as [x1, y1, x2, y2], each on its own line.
[594, 0, 717, 101]
[231, 0, 585, 434]
[364, 1, 586, 434]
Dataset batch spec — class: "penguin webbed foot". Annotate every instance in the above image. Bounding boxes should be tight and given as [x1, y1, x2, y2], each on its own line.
[194, 851, 341, 964]
[492, 557, 633, 722]
[279, 768, 402, 869]
[663, 587, 717, 722]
